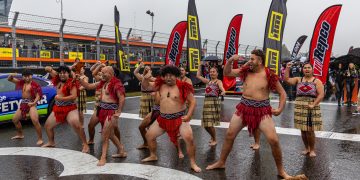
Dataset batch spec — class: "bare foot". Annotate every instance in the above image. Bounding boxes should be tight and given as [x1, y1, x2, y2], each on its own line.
[141, 155, 158, 162]
[112, 151, 127, 158]
[278, 172, 293, 180]
[250, 143, 260, 150]
[42, 142, 55, 148]
[97, 158, 106, 166]
[309, 151, 316, 157]
[279, 173, 308, 180]
[206, 161, 225, 170]
[137, 144, 148, 149]
[11, 135, 24, 140]
[209, 140, 217, 146]
[36, 139, 44, 146]
[178, 151, 184, 159]
[87, 140, 95, 145]
[82, 144, 90, 153]
[191, 163, 202, 173]
[301, 149, 310, 155]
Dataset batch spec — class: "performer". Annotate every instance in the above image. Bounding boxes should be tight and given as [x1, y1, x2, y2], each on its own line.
[196, 65, 225, 146]
[206, 50, 295, 179]
[7, 69, 43, 145]
[179, 66, 193, 85]
[42, 66, 89, 153]
[134, 61, 155, 118]
[84, 64, 122, 146]
[141, 65, 201, 173]
[134, 61, 156, 149]
[78, 66, 88, 126]
[78, 66, 127, 166]
[284, 62, 324, 157]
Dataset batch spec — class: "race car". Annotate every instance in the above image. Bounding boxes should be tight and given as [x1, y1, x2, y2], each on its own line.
[0, 73, 56, 123]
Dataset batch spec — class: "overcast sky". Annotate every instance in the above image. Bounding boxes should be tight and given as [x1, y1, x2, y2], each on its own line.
[10, 0, 359, 56]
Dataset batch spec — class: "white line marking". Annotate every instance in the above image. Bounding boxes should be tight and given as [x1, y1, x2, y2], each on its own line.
[0, 147, 201, 180]
[84, 110, 360, 142]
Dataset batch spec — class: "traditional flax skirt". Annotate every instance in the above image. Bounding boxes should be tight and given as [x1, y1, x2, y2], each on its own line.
[53, 101, 77, 123]
[150, 105, 160, 125]
[235, 97, 272, 136]
[202, 96, 221, 127]
[139, 92, 155, 118]
[294, 96, 322, 131]
[157, 110, 185, 146]
[77, 90, 87, 112]
[20, 99, 33, 120]
[97, 102, 119, 127]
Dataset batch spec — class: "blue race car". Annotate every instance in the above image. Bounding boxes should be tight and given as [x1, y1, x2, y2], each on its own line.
[0, 73, 56, 123]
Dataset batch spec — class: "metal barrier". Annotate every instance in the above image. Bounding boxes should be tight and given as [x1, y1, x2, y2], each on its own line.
[0, 11, 259, 68]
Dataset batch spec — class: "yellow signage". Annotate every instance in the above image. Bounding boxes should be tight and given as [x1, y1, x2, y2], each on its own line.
[100, 54, 106, 60]
[188, 48, 200, 72]
[69, 52, 83, 60]
[268, 11, 283, 41]
[40, 50, 51, 58]
[0, 48, 19, 57]
[188, 15, 199, 40]
[119, 50, 130, 72]
[265, 48, 279, 74]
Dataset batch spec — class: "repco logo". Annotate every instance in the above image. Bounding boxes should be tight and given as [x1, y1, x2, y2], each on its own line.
[169, 32, 181, 65]
[313, 21, 330, 76]
[226, 27, 237, 60]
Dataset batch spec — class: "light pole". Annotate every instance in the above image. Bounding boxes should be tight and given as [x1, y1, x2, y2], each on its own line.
[146, 10, 154, 65]
[57, 0, 64, 65]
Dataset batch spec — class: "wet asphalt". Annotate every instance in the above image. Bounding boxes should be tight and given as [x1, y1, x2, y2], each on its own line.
[0, 91, 359, 180]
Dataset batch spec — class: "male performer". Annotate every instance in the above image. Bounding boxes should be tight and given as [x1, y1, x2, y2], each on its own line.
[206, 50, 293, 179]
[78, 66, 127, 166]
[179, 66, 193, 85]
[141, 65, 201, 173]
[7, 69, 43, 145]
[42, 66, 89, 153]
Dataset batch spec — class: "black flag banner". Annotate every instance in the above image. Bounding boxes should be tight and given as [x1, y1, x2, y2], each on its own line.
[263, 0, 287, 75]
[187, 0, 202, 83]
[290, 35, 307, 60]
[114, 6, 130, 73]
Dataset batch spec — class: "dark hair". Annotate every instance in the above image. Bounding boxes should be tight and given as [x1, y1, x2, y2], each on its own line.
[251, 49, 265, 64]
[302, 63, 313, 72]
[22, 69, 33, 76]
[161, 65, 180, 77]
[210, 66, 218, 73]
[57, 66, 72, 76]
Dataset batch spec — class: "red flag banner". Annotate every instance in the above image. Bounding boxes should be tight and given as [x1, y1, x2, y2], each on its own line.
[165, 21, 187, 66]
[309, 5, 342, 84]
[222, 14, 243, 91]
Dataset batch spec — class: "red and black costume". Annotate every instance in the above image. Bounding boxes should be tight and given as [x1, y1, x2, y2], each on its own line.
[96, 77, 125, 127]
[51, 76, 79, 123]
[154, 77, 194, 145]
[235, 66, 279, 136]
[15, 80, 42, 120]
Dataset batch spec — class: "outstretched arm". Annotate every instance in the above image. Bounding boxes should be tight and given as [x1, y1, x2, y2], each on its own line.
[7, 73, 20, 84]
[134, 62, 144, 81]
[196, 65, 209, 84]
[78, 75, 98, 90]
[45, 66, 58, 78]
[284, 63, 299, 86]
[224, 55, 243, 77]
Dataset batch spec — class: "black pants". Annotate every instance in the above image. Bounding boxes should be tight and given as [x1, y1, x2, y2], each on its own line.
[335, 81, 344, 103]
[346, 80, 355, 104]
